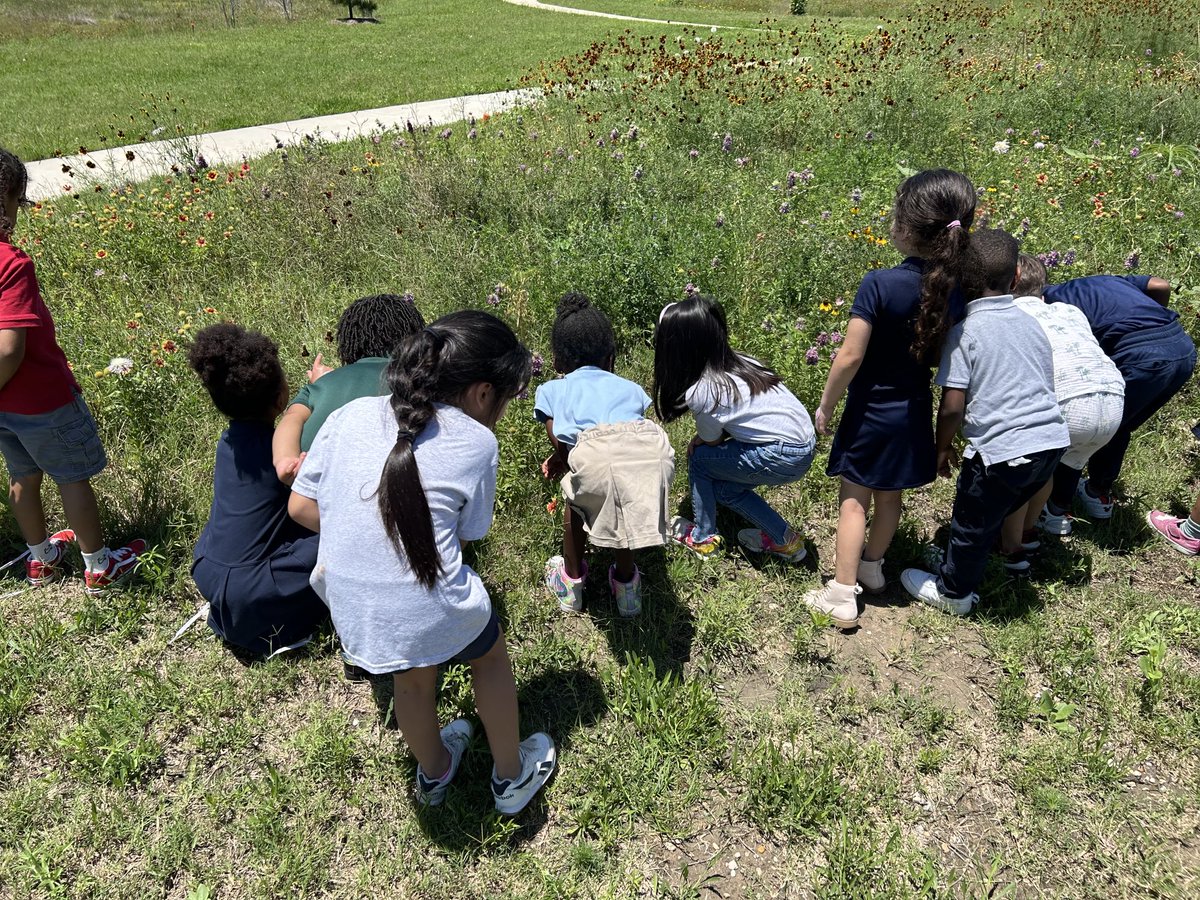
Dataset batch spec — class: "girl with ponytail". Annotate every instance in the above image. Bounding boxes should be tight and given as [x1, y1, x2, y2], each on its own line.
[805, 169, 976, 629]
[289, 310, 556, 815]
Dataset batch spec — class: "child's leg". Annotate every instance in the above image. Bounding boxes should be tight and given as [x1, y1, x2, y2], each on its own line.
[864, 490, 902, 561]
[393, 665, 450, 776]
[613, 548, 636, 582]
[9, 471, 48, 546]
[940, 457, 1012, 598]
[689, 441, 811, 543]
[58, 479, 104, 554]
[561, 505, 587, 580]
[469, 632, 521, 781]
[1023, 480, 1053, 532]
[833, 480, 872, 585]
[1000, 505, 1027, 554]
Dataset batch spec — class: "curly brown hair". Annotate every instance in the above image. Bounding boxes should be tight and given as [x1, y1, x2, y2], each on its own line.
[0, 147, 28, 236]
[188, 323, 287, 420]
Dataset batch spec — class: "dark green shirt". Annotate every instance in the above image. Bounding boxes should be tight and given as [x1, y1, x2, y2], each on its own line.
[293, 357, 389, 451]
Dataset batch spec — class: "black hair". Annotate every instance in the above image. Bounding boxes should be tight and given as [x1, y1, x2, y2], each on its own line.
[188, 323, 287, 420]
[1013, 253, 1048, 298]
[551, 291, 616, 372]
[0, 147, 28, 235]
[961, 229, 1020, 300]
[893, 169, 977, 365]
[379, 310, 531, 588]
[336, 293, 425, 364]
[653, 294, 781, 423]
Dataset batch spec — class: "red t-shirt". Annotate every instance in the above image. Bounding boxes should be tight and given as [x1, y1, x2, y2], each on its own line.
[0, 241, 81, 415]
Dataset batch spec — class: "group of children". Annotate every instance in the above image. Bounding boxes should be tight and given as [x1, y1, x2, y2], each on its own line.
[3, 141, 1198, 814]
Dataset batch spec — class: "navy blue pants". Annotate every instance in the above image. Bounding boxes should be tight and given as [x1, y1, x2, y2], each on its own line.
[193, 533, 328, 656]
[1084, 323, 1195, 497]
[940, 448, 1064, 599]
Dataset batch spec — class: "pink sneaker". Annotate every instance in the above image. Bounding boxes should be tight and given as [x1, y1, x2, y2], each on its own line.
[1146, 511, 1200, 556]
[26, 529, 77, 586]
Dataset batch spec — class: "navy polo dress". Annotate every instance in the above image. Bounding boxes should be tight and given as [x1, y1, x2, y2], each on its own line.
[827, 258, 959, 491]
[192, 420, 329, 655]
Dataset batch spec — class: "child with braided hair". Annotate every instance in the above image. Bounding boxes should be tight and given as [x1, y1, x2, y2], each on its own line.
[289, 310, 556, 815]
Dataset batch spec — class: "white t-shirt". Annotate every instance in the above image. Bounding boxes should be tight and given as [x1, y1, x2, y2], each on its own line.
[685, 361, 815, 446]
[1014, 296, 1125, 402]
[292, 397, 497, 673]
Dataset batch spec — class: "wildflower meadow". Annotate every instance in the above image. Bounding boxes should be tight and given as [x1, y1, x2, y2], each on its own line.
[2, 0, 1199, 897]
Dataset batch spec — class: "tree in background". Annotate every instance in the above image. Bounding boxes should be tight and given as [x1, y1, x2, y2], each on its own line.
[331, 0, 378, 19]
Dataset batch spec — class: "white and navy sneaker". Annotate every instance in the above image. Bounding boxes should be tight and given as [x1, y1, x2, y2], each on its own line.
[492, 732, 556, 816]
[415, 718, 473, 807]
[900, 567, 978, 617]
[1076, 480, 1114, 520]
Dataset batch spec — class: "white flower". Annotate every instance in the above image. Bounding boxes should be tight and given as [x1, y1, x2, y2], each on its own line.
[1034, 141, 1046, 150]
[106, 357, 134, 375]
[993, 140, 1011, 154]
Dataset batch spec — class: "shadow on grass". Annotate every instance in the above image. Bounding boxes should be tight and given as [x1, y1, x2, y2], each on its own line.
[586, 545, 696, 678]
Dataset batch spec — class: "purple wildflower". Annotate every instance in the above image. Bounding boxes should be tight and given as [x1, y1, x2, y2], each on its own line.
[1124, 251, 1140, 270]
[402, 291, 415, 303]
[779, 201, 791, 214]
[1130, 146, 1141, 158]
[735, 157, 750, 168]
[610, 128, 620, 142]
[1174, 210, 1184, 219]
[597, 138, 606, 148]
[711, 256, 720, 268]
[805, 347, 819, 365]
[371, 134, 382, 146]
[467, 128, 478, 140]
[518, 164, 527, 174]
[627, 126, 639, 140]
[1019, 217, 1031, 235]
[487, 293, 500, 306]
[688, 148, 699, 159]
[830, 330, 843, 344]
[721, 133, 733, 152]
[830, 349, 838, 361]
[816, 332, 830, 347]
[794, 317, 806, 331]
[612, 151, 625, 161]
[761, 318, 774, 332]
[684, 282, 699, 297]
[1005, 128, 1015, 136]
[849, 187, 863, 204]
[632, 165, 644, 180]
[531, 353, 544, 376]
[798, 167, 814, 183]
[1145, 48, 1153, 56]
[529, 131, 539, 141]
[439, 128, 452, 140]
[864, 130, 875, 142]
[1038, 250, 1061, 269]
[1034, 141, 1046, 150]
[1062, 250, 1076, 266]
[821, 210, 831, 220]
[195, 153, 208, 168]
[715, 213, 725, 228]
[786, 170, 798, 190]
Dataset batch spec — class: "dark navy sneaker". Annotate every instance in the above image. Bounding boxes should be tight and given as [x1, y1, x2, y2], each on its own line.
[492, 732, 556, 816]
[415, 718, 473, 807]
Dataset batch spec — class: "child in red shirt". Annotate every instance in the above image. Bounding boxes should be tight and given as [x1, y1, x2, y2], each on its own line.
[0, 148, 143, 591]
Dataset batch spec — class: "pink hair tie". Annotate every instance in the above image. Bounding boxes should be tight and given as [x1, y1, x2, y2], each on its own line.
[946, 219, 962, 230]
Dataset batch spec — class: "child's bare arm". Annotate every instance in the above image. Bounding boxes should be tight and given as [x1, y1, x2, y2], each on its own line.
[288, 493, 320, 532]
[541, 419, 570, 480]
[0, 328, 26, 392]
[1144, 277, 1172, 307]
[273, 404, 312, 484]
[935, 388, 966, 477]
[815, 317, 872, 434]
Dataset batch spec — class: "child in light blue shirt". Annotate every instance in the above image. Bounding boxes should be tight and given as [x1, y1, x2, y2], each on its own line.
[535, 293, 674, 617]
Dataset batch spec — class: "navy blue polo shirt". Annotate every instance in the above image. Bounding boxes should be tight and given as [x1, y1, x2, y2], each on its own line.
[194, 420, 313, 569]
[1043, 275, 1176, 355]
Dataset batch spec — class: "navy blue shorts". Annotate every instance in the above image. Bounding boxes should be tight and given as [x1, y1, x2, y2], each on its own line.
[390, 610, 501, 675]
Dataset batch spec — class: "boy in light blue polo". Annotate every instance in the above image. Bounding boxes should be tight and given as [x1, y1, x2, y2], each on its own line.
[536, 292, 674, 617]
[902, 229, 1069, 615]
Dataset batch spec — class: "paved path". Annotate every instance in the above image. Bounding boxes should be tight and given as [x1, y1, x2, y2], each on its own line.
[25, 1, 763, 200]
[500, 0, 761, 29]
[25, 89, 536, 202]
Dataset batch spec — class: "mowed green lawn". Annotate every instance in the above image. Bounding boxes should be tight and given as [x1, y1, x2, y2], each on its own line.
[1, 0, 885, 162]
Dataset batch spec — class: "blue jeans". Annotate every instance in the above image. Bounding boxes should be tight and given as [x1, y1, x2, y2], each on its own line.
[688, 438, 815, 543]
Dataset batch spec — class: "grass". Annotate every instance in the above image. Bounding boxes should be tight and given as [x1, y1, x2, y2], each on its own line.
[3, 0, 1200, 896]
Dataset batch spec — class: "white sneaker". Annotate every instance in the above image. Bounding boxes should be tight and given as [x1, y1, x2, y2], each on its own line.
[1076, 480, 1114, 519]
[900, 568, 977, 617]
[857, 556, 885, 594]
[415, 718, 473, 807]
[802, 580, 861, 629]
[1039, 505, 1074, 536]
[492, 732, 557, 816]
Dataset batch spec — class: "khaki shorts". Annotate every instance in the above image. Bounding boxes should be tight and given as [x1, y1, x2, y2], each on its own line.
[561, 420, 676, 550]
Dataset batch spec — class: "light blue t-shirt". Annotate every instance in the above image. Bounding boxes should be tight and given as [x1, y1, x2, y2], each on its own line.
[534, 367, 651, 447]
[936, 294, 1069, 466]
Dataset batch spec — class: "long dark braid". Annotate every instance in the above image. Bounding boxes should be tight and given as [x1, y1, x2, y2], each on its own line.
[377, 311, 531, 588]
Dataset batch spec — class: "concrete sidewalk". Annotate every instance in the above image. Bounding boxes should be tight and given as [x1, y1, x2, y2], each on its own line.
[25, 89, 537, 202]
[501, 0, 761, 30]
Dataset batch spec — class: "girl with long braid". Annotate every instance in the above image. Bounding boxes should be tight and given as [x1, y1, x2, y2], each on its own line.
[289, 310, 556, 815]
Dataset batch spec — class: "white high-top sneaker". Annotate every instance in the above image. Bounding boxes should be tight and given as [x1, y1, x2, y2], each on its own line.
[857, 556, 886, 594]
[802, 580, 862, 629]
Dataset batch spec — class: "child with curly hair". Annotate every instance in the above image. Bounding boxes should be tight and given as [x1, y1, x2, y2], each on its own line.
[189, 323, 329, 656]
[272, 293, 425, 484]
[0, 146, 143, 592]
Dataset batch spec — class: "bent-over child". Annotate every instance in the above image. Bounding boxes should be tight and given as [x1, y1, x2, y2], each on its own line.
[1042, 270, 1196, 525]
[654, 294, 815, 562]
[272, 293, 425, 483]
[902, 229, 1069, 614]
[188, 324, 330, 656]
[0, 147, 143, 592]
[289, 311, 555, 815]
[537, 292, 674, 617]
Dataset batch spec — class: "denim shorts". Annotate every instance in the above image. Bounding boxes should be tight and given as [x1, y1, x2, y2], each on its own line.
[0, 394, 107, 484]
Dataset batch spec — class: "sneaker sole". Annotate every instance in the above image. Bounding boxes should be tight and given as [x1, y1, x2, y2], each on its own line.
[860, 582, 887, 595]
[672, 539, 721, 560]
[1147, 512, 1200, 556]
[85, 563, 141, 596]
[738, 541, 806, 563]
